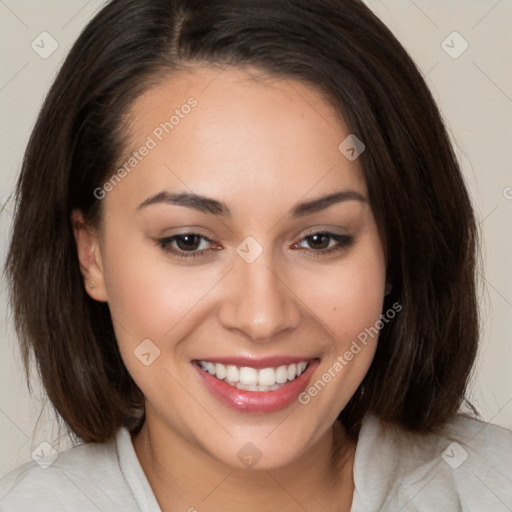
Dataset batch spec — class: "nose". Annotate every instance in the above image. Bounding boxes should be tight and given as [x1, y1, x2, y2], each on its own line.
[217, 254, 302, 343]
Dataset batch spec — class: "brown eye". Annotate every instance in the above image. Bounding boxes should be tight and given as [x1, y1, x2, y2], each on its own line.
[293, 231, 354, 257]
[173, 234, 203, 251]
[157, 233, 217, 260]
[306, 233, 332, 250]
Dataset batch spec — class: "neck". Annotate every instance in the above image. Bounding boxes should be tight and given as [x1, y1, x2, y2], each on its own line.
[132, 410, 356, 512]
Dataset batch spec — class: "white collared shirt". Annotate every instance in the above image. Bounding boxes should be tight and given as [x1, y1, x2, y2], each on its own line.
[1, 412, 511, 511]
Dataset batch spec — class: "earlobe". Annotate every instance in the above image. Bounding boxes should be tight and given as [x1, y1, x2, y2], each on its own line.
[71, 209, 108, 302]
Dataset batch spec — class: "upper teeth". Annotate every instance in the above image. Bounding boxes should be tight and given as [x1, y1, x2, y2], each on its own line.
[198, 361, 309, 386]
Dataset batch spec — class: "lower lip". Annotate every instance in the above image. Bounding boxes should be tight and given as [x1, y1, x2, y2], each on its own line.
[194, 360, 320, 413]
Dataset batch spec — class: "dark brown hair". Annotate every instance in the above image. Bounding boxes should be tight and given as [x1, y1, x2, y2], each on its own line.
[4, 0, 479, 443]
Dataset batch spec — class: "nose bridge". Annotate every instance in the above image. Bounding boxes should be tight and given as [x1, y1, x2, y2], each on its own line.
[217, 244, 301, 341]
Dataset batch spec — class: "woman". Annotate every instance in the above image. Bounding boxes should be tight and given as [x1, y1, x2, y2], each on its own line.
[1, 0, 511, 510]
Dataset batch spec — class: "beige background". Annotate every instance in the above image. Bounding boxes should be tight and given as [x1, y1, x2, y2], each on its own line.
[1, 0, 511, 477]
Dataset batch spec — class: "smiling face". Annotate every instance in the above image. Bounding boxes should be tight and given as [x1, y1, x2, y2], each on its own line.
[74, 65, 387, 470]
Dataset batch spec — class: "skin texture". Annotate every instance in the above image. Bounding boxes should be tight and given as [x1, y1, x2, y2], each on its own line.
[73, 66, 388, 511]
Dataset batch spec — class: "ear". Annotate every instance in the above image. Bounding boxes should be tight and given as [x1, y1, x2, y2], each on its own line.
[71, 209, 108, 302]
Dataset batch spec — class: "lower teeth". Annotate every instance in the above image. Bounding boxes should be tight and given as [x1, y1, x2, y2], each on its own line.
[228, 382, 284, 392]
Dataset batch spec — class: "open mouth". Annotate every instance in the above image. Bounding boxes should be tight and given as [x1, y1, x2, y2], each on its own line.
[196, 360, 311, 392]
[193, 357, 321, 413]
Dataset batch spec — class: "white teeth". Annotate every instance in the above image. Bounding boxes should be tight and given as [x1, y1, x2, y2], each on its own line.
[197, 360, 311, 389]
[234, 383, 283, 392]
[297, 362, 307, 375]
[258, 367, 276, 386]
[275, 365, 288, 384]
[239, 367, 258, 386]
[215, 363, 227, 380]
[236, 383, 259, 391]
[226, 365, 239, 383]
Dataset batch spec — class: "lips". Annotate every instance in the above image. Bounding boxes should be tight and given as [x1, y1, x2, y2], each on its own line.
[193, 357, 320, 413]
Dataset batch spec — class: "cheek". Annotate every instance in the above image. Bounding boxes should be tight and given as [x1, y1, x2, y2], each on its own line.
[296, 246, 386, 343]
[100, 223, 221, 340]
[292, 235, 386, 408]
[294, 252, 386, 417]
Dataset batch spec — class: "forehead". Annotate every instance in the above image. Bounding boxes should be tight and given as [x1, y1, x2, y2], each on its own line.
[108, 65, 368, 216]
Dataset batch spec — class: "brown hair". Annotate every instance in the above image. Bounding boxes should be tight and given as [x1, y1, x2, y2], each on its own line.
[4, 0, 479, 443]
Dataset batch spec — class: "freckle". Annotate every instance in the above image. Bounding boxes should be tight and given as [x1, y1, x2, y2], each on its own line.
[333, 307, 337, 311]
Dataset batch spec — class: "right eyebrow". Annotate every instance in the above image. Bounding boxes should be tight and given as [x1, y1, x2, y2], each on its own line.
[137, 191, 229, 216]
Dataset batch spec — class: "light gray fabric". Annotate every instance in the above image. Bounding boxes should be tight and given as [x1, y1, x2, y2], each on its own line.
[0, 428, 159, 511]
[1, 413, 511, 511]
[350, 413, 512, 511]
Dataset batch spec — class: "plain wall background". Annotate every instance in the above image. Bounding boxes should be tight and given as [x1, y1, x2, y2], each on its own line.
[1, 0, 511, 478]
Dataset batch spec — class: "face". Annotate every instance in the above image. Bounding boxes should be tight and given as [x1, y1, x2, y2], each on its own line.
[75, 65, 387, 470]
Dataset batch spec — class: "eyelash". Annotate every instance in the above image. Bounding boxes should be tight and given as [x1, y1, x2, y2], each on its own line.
[157, 231, 354, 260]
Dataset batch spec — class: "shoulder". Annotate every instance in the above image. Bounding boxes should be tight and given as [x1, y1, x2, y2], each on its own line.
[0, 428, 142, 511]
[352, 412, 512, 512]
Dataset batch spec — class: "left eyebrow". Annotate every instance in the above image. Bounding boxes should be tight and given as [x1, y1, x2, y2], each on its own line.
[136, 189, 367, 217]
[290, 190, 367, 217]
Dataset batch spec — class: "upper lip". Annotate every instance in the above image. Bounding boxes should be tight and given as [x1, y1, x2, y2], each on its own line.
[193, 356, 319, 369]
